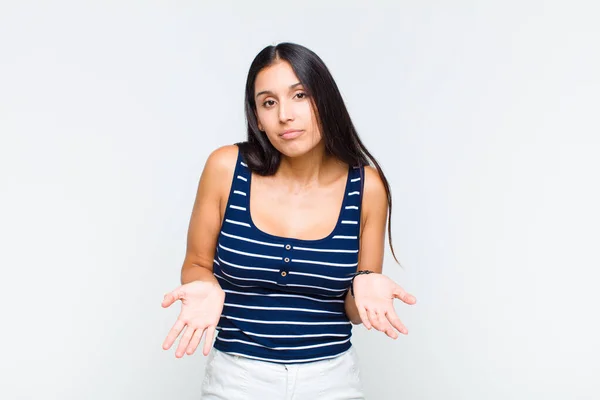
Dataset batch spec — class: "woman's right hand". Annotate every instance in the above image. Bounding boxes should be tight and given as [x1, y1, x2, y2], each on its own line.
[161, 280, 225, 358]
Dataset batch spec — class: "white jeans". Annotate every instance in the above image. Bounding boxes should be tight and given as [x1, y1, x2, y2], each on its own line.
[200, 347, 366, 399]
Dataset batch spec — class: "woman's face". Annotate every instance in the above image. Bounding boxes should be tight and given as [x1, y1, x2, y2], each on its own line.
[254, 61, 323, 158]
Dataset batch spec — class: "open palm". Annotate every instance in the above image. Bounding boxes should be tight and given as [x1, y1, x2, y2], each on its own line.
[161, 281, 225, 358]
[352, 272, 416, 339]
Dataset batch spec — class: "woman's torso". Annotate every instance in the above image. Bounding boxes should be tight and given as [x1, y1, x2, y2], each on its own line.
[212, 145, 365, 364]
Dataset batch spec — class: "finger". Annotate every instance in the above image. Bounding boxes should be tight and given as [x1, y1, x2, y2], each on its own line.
[356, 304, 372, 330]
[392, 285, 417, 305]
[186, 328, 204, 355]
[385, 308, 408, 335]
[175, 325, 194, 358]
[373, 309, 397, 339]
[203, 326, 217, 356]
[162, 319, 186, 350]
[162, 288, 184, 308]
[367, 308, 386, 332]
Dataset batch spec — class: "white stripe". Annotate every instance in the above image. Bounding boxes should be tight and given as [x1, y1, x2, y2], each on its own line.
[219, 269, 279, 285]
[223, 351, 348, 364]
[351, 177, 361, 182]
[224, 303, 342, 315]
[286, 284, 349, 292]
[219, 243, 282, 260]
[341, 220, 358, 225]
[240, 162, 248, 167]
[237, 175, 247, 182]
[220, 231, 284, 248]
[216, 336, 351, 350]
[221, 315, 351, 326]
[348, 191, 360, 196]
[213, 259, 220, 265]
[223, 289, 344, 303]
[291, 258, 358, 267]
[217, 327, 347, 339]
[220, 270, 348, 293]
[247, 331, 347, 339]
[345, 206, 359, 210]
[218, 256, 279, 273]
[215, 273, 261, 288]
[292, 246, 358, 254]
[233, 190, 247, 196]
[229, 205, 246, 211]
[225, 219, 251, 228]
[333, 235, 357, 239]
[289, 271, 354, 281]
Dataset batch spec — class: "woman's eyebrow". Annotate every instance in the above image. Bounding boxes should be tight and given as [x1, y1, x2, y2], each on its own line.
[255, 82, 303, 98]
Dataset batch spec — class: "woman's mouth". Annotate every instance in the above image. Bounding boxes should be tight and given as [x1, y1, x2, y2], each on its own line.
[280, 129, 304, 140]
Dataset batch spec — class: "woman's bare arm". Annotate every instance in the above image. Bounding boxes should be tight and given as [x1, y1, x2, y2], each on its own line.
[161, 145, 239, 358]
[345, 166, 388, 324]
[180, 145, 239, 285]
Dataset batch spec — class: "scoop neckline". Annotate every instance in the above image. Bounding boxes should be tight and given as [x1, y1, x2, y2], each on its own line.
[246, 165, 352, 244]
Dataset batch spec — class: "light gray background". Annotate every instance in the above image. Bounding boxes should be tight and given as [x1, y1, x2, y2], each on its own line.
[1, 1, 599, 399]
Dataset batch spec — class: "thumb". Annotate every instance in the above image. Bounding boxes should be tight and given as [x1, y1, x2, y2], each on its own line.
[392, 285, 417, 305]
[161, 288, 184, 308]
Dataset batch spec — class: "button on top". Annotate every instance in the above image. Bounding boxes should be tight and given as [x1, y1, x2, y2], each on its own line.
[285, 244, 291, 250]
[281, 271, 287, 277]
[284, 257, 290, 263]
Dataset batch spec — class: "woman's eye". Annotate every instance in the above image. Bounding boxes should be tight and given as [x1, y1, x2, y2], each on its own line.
[263, 100, 275, 107]
[295, 92, 306, 99]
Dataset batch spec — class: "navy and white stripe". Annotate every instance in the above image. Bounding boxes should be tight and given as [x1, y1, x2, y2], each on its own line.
[213, 146, 364, 364]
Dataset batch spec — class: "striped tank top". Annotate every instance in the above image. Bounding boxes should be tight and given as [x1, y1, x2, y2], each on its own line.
[212, 146, 364, 364]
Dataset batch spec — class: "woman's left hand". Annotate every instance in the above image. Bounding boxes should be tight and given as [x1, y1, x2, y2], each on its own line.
[352, 272, 417, 339]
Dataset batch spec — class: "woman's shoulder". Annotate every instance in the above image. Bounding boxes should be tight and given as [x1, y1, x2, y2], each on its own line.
[362, 165, 385, 195]
[199, 144, 240, 199]
[204, 144, 240, 175]
[361, 165, 388, 211]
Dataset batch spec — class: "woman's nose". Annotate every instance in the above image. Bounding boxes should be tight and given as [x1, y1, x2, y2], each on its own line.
[278, 100, 294, 122]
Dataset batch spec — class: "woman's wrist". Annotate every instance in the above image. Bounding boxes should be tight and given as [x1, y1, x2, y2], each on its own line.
[350, 270, 375, 297]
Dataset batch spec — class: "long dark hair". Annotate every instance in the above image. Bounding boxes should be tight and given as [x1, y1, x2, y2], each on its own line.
[237, 42, 400, 265]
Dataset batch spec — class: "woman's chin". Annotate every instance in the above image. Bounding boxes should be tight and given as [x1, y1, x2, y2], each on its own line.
[276, 140, 323, 159]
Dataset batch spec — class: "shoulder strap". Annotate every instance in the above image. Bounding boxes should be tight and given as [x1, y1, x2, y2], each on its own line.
[331, 164, 364, 239]
[221, 146, 252, 226]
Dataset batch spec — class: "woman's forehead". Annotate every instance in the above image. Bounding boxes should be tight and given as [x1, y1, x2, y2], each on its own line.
[254, 61, 302, 94]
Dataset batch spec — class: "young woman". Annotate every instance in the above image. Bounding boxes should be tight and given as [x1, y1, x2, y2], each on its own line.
[161, 42, 417, 399]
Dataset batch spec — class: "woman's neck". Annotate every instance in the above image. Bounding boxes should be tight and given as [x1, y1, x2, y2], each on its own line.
[275, 143, 342, 190]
